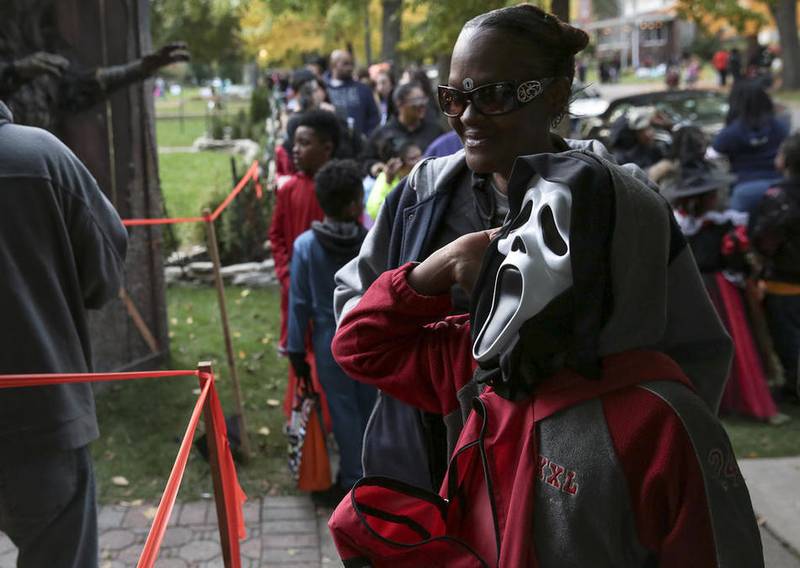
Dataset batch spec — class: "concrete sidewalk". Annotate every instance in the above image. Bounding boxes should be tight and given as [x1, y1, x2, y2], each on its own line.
[0, 495, 338, 568]
[741, 457, 800, 567]
[0, 473, 798, 567]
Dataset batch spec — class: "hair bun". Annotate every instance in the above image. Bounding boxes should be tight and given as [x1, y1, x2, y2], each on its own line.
[465, 4, 591, 81]
[558, 22, 590, 55]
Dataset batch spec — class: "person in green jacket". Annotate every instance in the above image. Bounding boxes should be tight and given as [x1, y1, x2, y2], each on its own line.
[366, 138, 422, 219]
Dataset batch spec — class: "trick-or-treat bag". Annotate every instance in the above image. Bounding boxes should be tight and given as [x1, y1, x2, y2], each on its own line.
[286, 383, 331, 491]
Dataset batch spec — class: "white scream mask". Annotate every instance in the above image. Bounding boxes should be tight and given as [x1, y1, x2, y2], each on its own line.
[473, 178, 573, 362]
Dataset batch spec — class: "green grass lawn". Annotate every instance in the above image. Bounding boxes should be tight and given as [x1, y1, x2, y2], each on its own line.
[155, 116, 209, 147]
[775, 90, 800, 105]
[157, 151, 244, 247]
[93, 285, 294, 503]
[723, 403, 800, 458]
[155, 87, 250, 117]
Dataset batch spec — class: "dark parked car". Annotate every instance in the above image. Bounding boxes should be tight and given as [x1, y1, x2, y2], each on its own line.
[579, 89, 730, 145]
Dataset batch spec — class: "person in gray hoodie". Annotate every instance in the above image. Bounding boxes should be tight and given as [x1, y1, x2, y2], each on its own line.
[334, 4, 731, 492]
[0, 100, 127, 568]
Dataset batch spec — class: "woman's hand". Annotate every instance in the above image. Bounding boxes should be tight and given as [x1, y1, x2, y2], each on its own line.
[408, 229, 498, 297]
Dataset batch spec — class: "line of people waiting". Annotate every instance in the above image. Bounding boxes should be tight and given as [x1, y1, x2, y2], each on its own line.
[267, 50, 473, 504]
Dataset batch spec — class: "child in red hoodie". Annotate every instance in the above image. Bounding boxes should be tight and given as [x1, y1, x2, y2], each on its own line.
[269, 110, 340, 423]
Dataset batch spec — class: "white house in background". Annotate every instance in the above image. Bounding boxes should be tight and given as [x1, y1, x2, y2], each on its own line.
[575, 0, 697, 68]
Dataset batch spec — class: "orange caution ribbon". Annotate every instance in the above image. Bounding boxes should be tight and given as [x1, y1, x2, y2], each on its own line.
[122, 160, 262, 227]
[0, 368, 246, 568]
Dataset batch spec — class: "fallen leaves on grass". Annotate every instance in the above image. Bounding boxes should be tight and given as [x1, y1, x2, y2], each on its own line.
[112, 476, 130, 487]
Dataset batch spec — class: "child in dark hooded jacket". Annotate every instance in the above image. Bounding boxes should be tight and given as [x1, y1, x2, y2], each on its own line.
[287, 159, 377, 505]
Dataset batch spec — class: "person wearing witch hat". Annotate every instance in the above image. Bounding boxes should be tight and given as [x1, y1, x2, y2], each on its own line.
[668, 160, 787, 424]
[328, 150, 763, 566]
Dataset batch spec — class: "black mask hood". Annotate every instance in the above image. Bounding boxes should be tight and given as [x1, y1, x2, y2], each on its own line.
[470, 151, 616, 398]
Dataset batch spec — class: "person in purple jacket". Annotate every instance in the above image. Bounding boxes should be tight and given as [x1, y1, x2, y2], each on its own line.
[423, 129, 463, 158]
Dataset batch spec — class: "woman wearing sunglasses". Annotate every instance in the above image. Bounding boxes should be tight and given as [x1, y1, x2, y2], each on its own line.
[334, 4, 662, 492]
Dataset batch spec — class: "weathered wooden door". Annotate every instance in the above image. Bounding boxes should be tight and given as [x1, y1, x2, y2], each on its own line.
[55, 0, 168, 371]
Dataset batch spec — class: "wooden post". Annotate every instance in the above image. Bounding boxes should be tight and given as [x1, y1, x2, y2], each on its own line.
[203, 210, 252, 460]
[119, 287, 160, 354]
[197, 362, 239, 568]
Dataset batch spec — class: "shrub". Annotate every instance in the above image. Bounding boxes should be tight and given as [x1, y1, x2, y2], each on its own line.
[197, 160, 270, 265]
[159, 194, 181, 256]
[250, 86, 272, 124]
[210, 114, 226, 140]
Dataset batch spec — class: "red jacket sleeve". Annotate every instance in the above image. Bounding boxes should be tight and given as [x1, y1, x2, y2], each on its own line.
[332, 263, 476, 415]
[268, 185, 291, 287]
[603, 388, 718, 567]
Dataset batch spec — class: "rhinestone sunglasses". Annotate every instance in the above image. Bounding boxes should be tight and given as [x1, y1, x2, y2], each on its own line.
[437, 78, 556, 118]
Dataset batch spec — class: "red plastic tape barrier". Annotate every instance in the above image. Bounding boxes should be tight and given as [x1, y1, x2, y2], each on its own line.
[122, 160, 261, 227]
[0, 369, 197, 388]
[137, 377, 211, 568]
[122, 216, 206, 227]
[209, 161, 261, 221]
[207, 373, 248, 541]
[0, 369, 246, 568]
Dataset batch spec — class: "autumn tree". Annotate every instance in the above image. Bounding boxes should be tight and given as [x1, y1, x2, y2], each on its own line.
[151, 0, 244, 81]
[241, 0, 384, 68]
[768, 0, 800, 89]
[677, 0, 800, 89]
[381, 0, 403, 62]
[241, 0, 572, 73]
[401, 0, 566, 81]
[240, 1, 327, 67]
